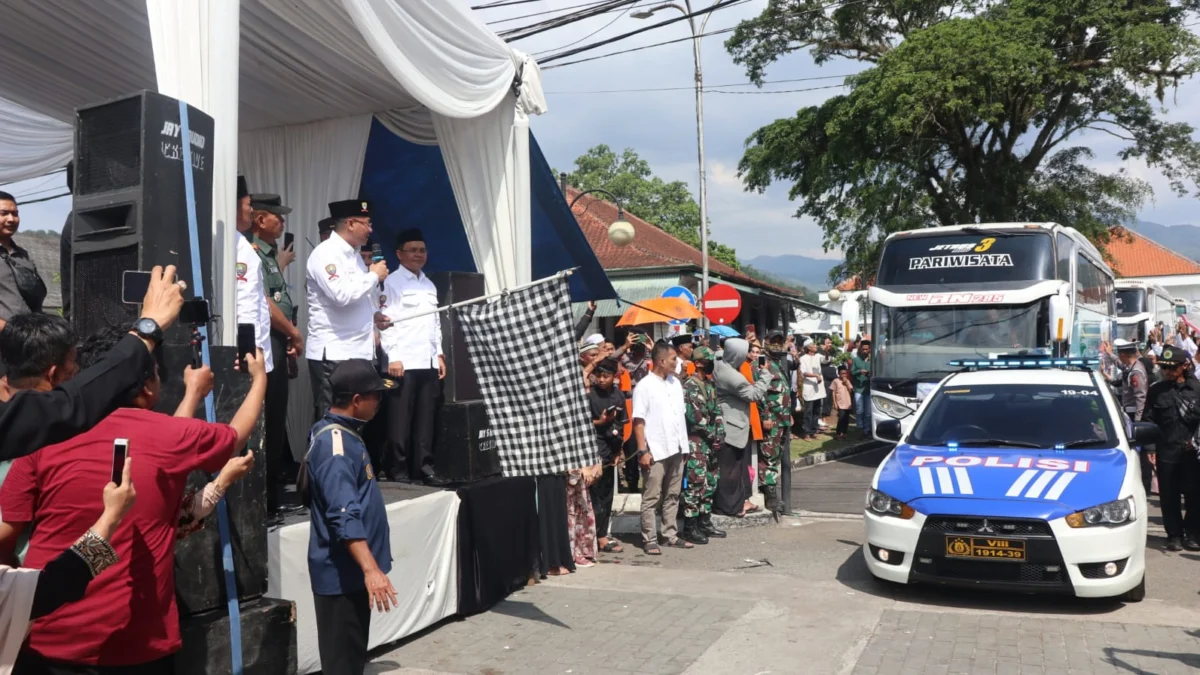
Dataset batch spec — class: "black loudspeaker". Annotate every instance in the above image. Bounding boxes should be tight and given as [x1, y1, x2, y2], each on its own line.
[174, 346, 269, 616]
[176, 597, 297, 675]
[429, 271, 484, 403]
[70, 90, 215, 342]
[433, 400, 500, 483]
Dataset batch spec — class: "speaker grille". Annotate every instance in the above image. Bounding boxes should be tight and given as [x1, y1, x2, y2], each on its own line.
[77, 97, 143, 195]
[73, 246, 139, 336]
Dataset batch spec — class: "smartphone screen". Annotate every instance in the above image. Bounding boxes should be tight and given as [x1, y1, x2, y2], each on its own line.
[179, 299, 211, 324]
[758, 355, 767, 367]
[112, 438, 129, 484]
[236, 323, 256, 370]
[121, 270, 153, 304]
[284, 232, 295, 250]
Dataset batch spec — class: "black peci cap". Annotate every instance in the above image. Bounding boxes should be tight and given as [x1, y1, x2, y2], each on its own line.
[250, 193, 292, 216]
[396, 228, 425, 250]
[318, 217, 336, 235]
[329, 199, 370, 219]
[237, 175, 249, 200]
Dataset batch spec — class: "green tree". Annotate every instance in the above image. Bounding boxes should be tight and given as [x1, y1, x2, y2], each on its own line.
[563, 145, 741, 269]
[726, 0, 1200, 284]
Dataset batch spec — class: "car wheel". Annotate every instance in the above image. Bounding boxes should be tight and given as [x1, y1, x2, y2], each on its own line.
[1122, 575, 1146, 603]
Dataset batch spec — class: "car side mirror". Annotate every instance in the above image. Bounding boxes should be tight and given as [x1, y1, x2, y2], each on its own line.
[1131, 422, 1160, 445]
[876, 419, 902, 442]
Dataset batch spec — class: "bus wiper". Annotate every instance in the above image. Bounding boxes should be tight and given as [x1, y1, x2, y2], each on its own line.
[953, 438, 1044, 449]
[895, 370, 953, 388]
[1055, 438, 1113, 449]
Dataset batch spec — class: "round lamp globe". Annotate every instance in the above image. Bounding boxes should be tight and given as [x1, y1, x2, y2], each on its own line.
[608, 219, 635, 247]
[828, 288, 842, 301]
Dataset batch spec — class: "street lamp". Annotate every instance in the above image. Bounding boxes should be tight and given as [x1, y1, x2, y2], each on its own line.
[634, 1, 712, 321]
[567, 184, 635, 247]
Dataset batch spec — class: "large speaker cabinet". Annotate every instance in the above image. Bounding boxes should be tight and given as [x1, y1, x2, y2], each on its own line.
[428, 271, 484, 403]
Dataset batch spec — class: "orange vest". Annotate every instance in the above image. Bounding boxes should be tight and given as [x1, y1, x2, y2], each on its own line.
[619, 369, 633, 442]
[739, 362, 764, 441]
[684, 361, 696, 378]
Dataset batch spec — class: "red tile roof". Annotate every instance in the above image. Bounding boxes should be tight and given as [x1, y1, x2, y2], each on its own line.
[1108, 226, 1200, 277]
[566, 187, 803, 298]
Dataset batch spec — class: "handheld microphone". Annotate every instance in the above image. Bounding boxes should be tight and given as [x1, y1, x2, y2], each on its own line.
[371, 243, 384, 262]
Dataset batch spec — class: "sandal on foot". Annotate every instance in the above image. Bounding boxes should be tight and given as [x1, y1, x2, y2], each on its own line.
[600, 540, 624, 553]
[668, 538, 694, 549]
[644, 543, 662, 555]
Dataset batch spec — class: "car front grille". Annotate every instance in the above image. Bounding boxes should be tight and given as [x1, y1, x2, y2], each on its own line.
[924, 516, 1053, 537]
[931, 558, 1065, 584]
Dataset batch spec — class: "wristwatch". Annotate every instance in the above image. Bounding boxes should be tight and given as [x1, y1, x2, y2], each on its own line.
[131, 317, 164, 345]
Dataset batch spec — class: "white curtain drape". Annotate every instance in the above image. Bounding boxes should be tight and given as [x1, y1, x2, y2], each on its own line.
[341, 0, 547, 292]
[146, 0, 241, 344]
[239, 114, 373, 459]
[0, 96, 72, 184]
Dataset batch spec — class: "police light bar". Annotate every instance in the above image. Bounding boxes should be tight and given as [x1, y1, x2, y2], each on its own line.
[948, 357, 1100, 369]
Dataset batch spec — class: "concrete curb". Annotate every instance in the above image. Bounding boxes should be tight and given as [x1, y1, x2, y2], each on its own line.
[791, 439, 889, 470]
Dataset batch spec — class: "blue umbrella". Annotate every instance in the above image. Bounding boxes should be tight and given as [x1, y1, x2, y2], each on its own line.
[706, 324, 740, 338]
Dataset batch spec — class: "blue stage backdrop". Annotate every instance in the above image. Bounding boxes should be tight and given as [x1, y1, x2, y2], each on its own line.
[358, 119, 615, 302]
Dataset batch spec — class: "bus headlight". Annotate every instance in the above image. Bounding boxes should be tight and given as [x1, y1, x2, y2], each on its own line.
[872, 396, 914, 420]
[1065, 496, 1137, 528]
[866, 488, 915, 519]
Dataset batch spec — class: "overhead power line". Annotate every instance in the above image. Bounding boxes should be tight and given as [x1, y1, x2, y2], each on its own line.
[485, 0, 618, 26]
[544, 73, 854, 93]
[532, 1, 642, 55]
[500, 0, 641, 42]
[471, 0, 550, 9]
[537, 0, 748, 59]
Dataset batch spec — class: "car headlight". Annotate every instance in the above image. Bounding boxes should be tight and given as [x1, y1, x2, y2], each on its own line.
[1065, 496, 1137, 528]
[872, 396, 914, 420]
[865, 488, 915, 519]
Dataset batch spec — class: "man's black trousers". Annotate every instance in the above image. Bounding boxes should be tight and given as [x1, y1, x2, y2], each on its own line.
[314, 589, 371, 675]
[1157, 455, 1200, 538]
[308, 353, 337, 425]
[383, 368, 439, 480]
[265, 332, 292, 511]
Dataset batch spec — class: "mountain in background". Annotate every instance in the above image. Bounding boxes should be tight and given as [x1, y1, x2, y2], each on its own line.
[1128, 221, 1200, 263]
[741, 254, 841, 292]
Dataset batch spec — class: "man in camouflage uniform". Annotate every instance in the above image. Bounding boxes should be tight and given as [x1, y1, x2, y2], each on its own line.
[758, 330, 793, 517]
[680, 346, 727, 544]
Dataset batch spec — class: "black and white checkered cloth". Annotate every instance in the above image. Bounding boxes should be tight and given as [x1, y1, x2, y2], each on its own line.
[457, 274, 599, 477]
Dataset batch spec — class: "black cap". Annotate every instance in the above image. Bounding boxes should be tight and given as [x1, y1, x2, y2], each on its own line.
[396, 228, 425, 250]
[237, 175, 249, 200]
[330, 359, 397, 397]
[329, 199, 370, 219]
[670, 333, 693, 348]
[766, 329, 786, 342]
[318, 217, 336, 235]
[1158, 346, 1188, 366]
[250, 193, 292, 216]
[593, 357, 618, 374]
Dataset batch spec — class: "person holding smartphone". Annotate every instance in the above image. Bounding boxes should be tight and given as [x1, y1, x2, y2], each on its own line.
[586, 358, 626, 554]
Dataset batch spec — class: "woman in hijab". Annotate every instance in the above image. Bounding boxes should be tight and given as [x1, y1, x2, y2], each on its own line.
[711, 338, 773, 517]
[0, 458, 135, 673]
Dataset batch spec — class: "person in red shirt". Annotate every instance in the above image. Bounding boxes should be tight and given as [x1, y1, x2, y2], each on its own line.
[0, 325, 268, 674]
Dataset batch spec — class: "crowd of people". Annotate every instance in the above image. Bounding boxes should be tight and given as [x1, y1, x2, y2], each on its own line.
[562, 323, 873, 562]
[1105, 320, 1200, 554]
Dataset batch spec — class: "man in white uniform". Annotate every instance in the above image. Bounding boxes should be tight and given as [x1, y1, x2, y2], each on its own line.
[234, 176, 273, 375]
[306, 199, 389, 422]
[379, 228, 447, 485]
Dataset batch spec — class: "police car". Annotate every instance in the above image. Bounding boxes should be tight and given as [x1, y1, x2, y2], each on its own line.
[863, 357, 1154, 601]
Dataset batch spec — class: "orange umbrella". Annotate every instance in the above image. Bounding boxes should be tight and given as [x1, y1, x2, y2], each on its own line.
[616, 297, 702, 326]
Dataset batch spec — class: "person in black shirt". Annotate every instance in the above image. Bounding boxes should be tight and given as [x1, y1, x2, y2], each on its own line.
[0, 265, 183, 462]
[587, 358, 625, 553]
[1144, 346, 1200, 552]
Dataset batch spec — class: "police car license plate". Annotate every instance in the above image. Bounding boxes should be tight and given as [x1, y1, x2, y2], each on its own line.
[945, 536, 1025, 561]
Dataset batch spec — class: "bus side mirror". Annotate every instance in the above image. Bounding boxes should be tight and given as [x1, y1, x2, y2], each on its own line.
[1049, 294, 1072, 342]
[876, 419, 902, 442]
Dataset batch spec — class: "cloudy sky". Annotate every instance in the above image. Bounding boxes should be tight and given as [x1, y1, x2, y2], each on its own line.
[4, 0, 1198, 263]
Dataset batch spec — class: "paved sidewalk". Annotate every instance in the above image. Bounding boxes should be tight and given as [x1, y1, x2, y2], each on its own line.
[851, 610, 1200, 675]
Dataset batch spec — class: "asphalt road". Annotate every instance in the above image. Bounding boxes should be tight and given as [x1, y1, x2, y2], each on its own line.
[791, 444, 893, 514]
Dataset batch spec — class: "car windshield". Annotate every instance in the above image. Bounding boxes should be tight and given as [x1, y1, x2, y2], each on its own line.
[873, 302, 1044, 383]
[907, 382, 1117, 448]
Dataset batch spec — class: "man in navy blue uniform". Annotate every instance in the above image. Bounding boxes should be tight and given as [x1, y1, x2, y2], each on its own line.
[303, 359, 397, 675]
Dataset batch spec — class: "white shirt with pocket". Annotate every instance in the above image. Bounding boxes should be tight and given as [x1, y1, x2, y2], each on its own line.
[234, 234, 273, 373]
[379, 267, 443, 370]
[631, 371, 688, 462]
[799, 352, 826, 402]
[305, 231, 377, 361]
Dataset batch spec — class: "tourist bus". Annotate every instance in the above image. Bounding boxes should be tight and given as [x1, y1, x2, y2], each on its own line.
[1114, 280, 1176, 345]
[849, 223, 1117, 440]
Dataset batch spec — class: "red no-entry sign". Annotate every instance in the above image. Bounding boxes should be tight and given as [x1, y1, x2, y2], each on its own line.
[702, 283, 742, 325]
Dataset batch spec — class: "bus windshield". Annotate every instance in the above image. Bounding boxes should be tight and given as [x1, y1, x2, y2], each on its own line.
[1114, 289, 1145, 317]
[873, 302, 1044, 384]
[876, 231, 1054, 286]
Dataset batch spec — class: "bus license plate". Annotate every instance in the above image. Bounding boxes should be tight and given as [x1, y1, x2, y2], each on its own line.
[945, 536, 1025, 561]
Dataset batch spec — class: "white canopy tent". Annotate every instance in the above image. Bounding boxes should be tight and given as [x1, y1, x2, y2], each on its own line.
[0, 0, 546, 346]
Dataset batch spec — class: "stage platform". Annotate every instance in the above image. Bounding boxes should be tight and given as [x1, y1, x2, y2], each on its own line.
[266, 477, 537, 675]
